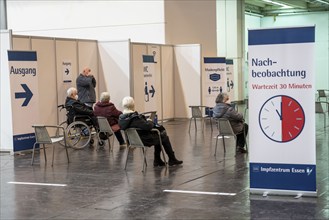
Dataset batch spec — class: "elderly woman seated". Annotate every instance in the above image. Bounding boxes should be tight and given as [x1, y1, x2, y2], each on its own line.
[118, 96, 183, 167]
[93, 92, 126, 147]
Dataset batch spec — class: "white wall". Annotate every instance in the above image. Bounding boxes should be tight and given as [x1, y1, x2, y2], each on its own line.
[6, 1, 165, 44]
[261, 12, 329, 90]
[245, 12, 329, 91]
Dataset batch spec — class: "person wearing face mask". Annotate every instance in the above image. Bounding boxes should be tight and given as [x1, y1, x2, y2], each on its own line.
[76, 67, 96, 107]
[65, 87, 99, 130]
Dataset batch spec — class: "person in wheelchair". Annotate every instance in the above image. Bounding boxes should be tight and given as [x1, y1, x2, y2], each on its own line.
[65, 87, 99, 132]
[119, 96, 183, 167]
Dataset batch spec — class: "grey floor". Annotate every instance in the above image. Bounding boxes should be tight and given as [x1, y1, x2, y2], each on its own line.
[1, 108, 328, 220]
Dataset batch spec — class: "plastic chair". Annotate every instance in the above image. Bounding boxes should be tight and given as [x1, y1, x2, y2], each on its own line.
[316, 101, 329, 128]
[214, 118, 237, 156]
[124, 128, 167, 172]
[214, 118, 247, 156]
[96, 116, 115, 151]
[188, 106, 213, 133]
[317, 90, 328, 102]
[31, 125, 70, 166]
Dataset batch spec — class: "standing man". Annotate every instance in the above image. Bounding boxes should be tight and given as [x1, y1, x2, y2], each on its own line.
[76, 67, 96, 107]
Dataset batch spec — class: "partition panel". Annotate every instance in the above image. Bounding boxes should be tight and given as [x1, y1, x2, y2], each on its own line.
[174, 44, 201, 118]
[97, 40, 131, 108]
[55, 39, 78, 123]
[161, 45, 174, 120]
[131, 44, 147, 112]
[31, 37, 57, 126]
[12, 36, 30, 50]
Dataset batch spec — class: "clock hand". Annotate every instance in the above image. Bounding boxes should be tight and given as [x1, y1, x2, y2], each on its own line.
[275, 109, 282, 120]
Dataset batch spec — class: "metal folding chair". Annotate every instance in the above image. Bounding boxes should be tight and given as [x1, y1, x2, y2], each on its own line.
[188, 106, 213, 133]
[214, 118, 237, 156]
[124, 128, 167, 172]
[141, 111, 157, 122]
[317, 89, 328, 102]
[96, 116, 115, 151]
[31, 125, 69, 166]
[316, 101, 329, 129]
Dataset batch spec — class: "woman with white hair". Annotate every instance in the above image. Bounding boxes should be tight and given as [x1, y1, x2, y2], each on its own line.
[119, 96, 183, 167]
[94, 92, 126, 146]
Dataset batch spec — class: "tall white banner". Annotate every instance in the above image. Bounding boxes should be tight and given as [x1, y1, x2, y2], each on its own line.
[142, 55, 156, 111]
[204, 57, 226, 107]
[8, 51, 39, 152]
[248, 26, 316, 196]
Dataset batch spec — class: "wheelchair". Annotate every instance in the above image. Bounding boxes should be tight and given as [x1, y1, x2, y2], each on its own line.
[57, 104, 98, 150]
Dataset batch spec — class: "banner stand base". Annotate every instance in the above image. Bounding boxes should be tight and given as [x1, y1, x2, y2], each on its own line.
[250, 188, 317, 198]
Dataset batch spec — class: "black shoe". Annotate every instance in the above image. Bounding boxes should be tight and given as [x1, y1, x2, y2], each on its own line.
[153, 159, 166, 167]
[168, 159, 183, 166]
[237, 147, 247, 153]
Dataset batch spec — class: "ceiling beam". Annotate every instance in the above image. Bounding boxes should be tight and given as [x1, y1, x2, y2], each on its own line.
[276, 0, 308, 9]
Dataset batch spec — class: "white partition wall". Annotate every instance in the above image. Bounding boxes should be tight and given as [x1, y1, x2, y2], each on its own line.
[0, 30, 13, 153]
[174, 44, 201, 118]
[98, 40, 131, 109]
[161, 45, 174, 120]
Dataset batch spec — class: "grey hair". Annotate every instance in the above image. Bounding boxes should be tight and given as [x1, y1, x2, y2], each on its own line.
[122, 96, 135, 111]
[67, 87, 77, 97]
[215, 93, 229, 103]
[100, 92, 110, 102]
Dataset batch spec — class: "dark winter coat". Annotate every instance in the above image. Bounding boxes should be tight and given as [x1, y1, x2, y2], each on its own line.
[65, 96, 94, 124]
[119, 111, 160, 146]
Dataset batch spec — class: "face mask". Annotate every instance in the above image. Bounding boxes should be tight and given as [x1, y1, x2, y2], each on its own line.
[75, 95, 78, 100]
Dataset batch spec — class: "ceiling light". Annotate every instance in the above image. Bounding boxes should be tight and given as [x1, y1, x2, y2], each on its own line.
[262, 0, 292, 8]
[315, 0, 329, 5]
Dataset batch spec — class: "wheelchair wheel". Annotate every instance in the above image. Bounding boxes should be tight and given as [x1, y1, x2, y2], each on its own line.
[66, 121, 91, 149]
[56, 121, 68, 147]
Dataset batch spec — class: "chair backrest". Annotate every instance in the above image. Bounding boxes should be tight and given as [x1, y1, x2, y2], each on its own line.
[189, 106, 203, 118]
[216, 118, 235, 136]
[318, 90, 326, 97]
[125, 128, 145, 148]
[141, 111, 157, 121]
[33, 125, 52, 144]
[97, 116, 114, 135]
[316, 101, 325, 113]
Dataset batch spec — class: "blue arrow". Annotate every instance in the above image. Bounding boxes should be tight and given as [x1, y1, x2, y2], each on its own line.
[15, 84, 33, 107]
[149, 85, 155, 97]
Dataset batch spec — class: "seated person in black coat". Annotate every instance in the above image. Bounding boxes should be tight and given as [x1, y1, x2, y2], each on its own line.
[118, 96, 183, 167]
[65, 87, 98, 130]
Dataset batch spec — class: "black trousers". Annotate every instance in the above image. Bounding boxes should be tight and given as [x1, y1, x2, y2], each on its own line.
[236, 123, 248, 149]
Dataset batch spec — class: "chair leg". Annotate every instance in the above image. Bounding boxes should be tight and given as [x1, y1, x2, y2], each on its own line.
[52, 144, 55, 166]
[222, 135, 226, 153]
[43, 144, 47, 163]
[141, 148, 147, 172]
[194, 118, 197, 131]
[214, 135, 219, 156]
[124, 146, 130, 170]
[188, 118, 192, 133]
[31, 143, 37, 165]
[64, 142, 70, 163]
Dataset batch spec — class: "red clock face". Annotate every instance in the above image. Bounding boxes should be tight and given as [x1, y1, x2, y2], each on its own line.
[259, 95, 305, 143]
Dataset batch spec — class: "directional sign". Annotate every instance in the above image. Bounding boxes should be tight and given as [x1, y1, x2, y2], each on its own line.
[15, 84, 33, 106]
[142, 55, 157, 111]
[62, 61, 72, 83]
[8, 51, 39, 152]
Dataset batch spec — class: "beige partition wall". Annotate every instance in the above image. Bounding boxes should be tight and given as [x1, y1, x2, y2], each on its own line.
[55, 39, 78, 123]
[31, 37, 57, 126]
[160, 45, 174, 120]
[131, 43, 175, 121]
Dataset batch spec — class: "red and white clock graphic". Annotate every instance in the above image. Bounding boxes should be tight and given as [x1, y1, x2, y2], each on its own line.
[259, 95, 305, 143]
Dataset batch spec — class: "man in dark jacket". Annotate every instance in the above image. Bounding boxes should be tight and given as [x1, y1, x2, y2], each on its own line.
[65, 87, 98, 130]
[118, 96, 183, 167]
[76, 67, 96, 107]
